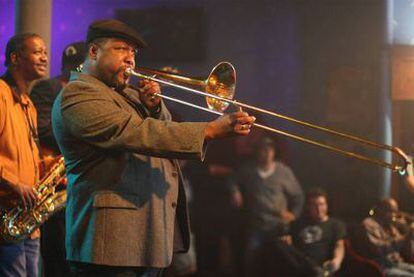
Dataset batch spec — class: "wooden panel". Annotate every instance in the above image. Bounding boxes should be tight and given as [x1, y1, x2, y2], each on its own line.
[392, 46, 414, 100]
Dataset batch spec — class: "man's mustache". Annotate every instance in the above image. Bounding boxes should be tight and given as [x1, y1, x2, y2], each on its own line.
[110, 66, 130, 91]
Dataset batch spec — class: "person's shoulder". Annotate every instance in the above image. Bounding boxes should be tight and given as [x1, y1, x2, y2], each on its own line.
[65, 76, 91, 90]
[33, 77, 57, 87]
[291, 217, 308, 230]
[0, 78, 8, 88]
[275, 161, 299, 181]
[323, 217, 347, 239]
[238, 161, 256, 172]
[362, 216, 379, 228]
[39, 77, 62, 89]
[0, 79, 11, 92]
[62, 80, 81, 94]
[276, 161, 293, 172]
[327, 217, 344, 224]
[31, 78, 62, 97]
[0, 79, 12, 102]
[63, 75, 103, 97]
[326, 217, 346, 229]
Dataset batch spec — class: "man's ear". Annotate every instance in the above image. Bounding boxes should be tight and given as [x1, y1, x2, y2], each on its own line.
[10, 52, 19, 66]
[89, 44, 99, 60]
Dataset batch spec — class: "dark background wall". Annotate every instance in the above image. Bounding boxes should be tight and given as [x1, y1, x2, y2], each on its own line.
[294, 0, 387, 221]
[0, 0, 398, 221]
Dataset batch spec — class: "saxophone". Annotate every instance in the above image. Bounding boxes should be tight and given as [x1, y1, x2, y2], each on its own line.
[0, 157, 66, 242]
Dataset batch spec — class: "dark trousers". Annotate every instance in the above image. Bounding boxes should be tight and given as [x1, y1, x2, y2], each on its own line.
[70, 262, 164, 277]
[0, 238, 40, 277]
[41, 209, 72, 276]
[244, 229, 319, 277]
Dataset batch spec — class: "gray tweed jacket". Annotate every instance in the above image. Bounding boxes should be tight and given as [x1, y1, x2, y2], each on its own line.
[51, 72, 207, 267]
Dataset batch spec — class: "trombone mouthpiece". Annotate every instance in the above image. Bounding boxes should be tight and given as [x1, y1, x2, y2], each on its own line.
[125, 68, 133, 76]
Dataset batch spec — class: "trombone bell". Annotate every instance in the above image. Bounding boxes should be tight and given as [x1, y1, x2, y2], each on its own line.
[205, 62, 236, 112]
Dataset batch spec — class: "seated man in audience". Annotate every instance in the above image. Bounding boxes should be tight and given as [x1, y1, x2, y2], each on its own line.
[289, 188, 346, 276]
[361, 198, 414, 276]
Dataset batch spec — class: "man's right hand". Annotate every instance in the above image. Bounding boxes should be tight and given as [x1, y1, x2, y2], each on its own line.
[6, 181, 38, 210]
[16, 184, 37, 210]
[204, 111, 255, 140]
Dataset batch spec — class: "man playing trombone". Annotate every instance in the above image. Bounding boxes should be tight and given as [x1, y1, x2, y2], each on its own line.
[51, 19, 255, 276]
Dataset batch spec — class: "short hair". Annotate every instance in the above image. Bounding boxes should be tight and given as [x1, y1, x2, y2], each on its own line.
[306, 187, 328, 201]
[88, 37, 110, 48]
[4, 33, 40, 67]
[84, 37, 110, 61]
[254, 136, 280, 155]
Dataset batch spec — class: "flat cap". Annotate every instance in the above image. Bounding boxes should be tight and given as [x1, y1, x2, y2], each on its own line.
[86, 19, 147, 48]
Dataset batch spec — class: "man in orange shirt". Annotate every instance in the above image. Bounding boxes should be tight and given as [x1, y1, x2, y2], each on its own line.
[0, 33, 48, 277]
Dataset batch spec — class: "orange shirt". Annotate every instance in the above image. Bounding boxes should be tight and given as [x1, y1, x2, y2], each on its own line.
[0, 79, 40, 196]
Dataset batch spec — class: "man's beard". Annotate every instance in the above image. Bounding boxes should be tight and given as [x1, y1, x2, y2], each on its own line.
[109, 67, 128, 91]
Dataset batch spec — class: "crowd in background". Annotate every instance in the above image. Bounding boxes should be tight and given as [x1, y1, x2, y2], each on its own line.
[165, 128, 414, 277]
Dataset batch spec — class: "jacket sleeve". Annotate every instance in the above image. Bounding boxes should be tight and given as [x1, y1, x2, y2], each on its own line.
[60, 81, 208, 160]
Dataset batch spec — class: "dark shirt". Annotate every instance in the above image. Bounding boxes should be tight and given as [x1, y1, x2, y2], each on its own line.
[291, 217, 346, 265]
[30, 77, 63, 152]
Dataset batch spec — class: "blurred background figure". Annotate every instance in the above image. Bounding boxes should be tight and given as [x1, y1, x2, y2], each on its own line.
[360, 198, 414, 276]
[288, 188, 346, 277]
[228, 136, 303, 276]
[30, 41, 86, 155]
[30, 41, 86, 277]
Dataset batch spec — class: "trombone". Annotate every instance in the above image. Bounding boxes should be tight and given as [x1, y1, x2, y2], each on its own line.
[125, 62, 410, 175]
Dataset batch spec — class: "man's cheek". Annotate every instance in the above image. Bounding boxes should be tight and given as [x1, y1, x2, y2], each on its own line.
[101, 55, 117, 69]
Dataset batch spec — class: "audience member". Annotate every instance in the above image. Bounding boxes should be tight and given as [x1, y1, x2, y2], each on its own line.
[361, 198, 414, 276]
[229, 136, 304, 276]
[289, 188, 346, 276]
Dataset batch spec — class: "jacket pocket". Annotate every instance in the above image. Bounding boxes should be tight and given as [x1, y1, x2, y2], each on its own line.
[93, 192, 140, 209]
